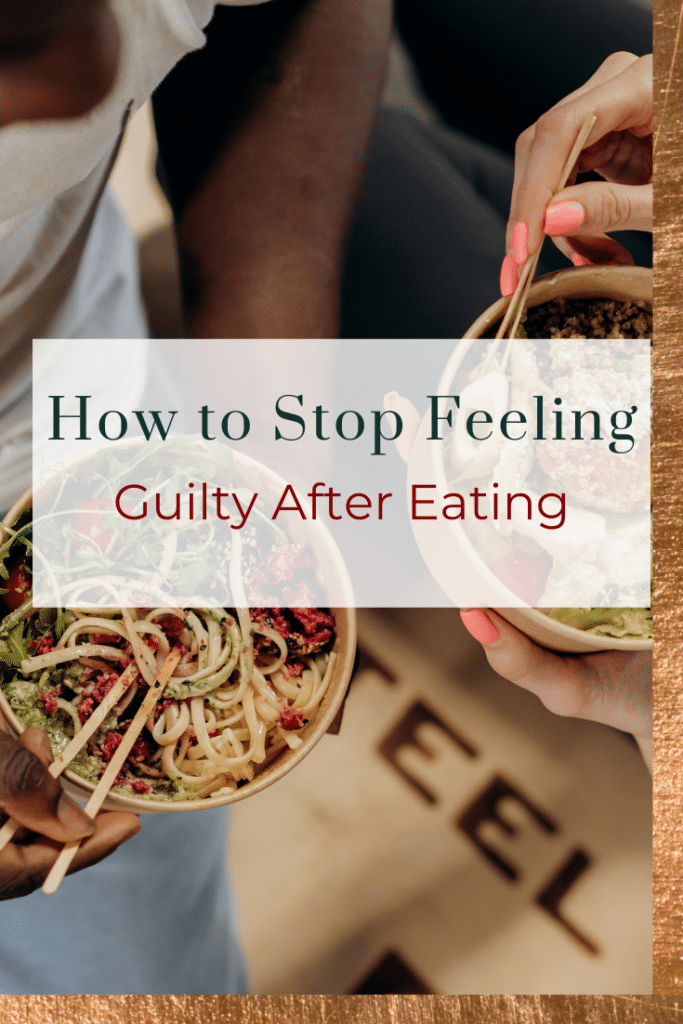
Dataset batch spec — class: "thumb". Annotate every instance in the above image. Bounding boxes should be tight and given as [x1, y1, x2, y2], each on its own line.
[543, 181, 652, 238]
[0, 730, 95, 843]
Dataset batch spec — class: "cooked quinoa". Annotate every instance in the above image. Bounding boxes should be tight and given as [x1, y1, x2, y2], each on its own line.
[486, 297, 652, 339]
[518, 297, 652, 339]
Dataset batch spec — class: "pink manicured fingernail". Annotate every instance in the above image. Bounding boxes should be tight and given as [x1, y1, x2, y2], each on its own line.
[512, 222, 528, 264]
[460, 609, 499, 644]
[544, 200, 585, 236]
[500, 253, 518, 296]
[571, 253, 592, 267]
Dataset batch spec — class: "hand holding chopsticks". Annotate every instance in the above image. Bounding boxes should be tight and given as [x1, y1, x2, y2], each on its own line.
[491, 112, 597, 352]
[0, 661, 140, 856]
[500, 52, 652, 312]
[41, 644, 183, 895]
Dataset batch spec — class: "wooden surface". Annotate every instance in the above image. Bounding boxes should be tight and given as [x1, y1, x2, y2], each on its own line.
[0, 996, 681, 1024]
[653, 0, 683, 996]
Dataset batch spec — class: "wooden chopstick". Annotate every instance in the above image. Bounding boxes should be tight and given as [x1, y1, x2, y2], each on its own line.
[494, 254, 536, 342]
[492, 111, 598, 348]
[0, 660, 140, 855]
[42, 644, 183, 895]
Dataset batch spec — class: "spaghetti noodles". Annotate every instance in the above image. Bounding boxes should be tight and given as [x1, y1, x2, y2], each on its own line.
[0, 512, 336, 801]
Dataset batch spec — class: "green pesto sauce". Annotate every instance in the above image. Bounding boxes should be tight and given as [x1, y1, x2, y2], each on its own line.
[1, 656, 246, 801]
[2, 672, 208, 801]
[109, 782, 203, 802]
[540, 607, 653, 639]
[3, 675, 71, 754]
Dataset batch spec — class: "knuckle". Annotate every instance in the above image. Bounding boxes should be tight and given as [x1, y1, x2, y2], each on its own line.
[535, 675, 586, 718]
[541, 685, 583, 719]
[535, 107, 573, 140]
[514, 125, 535, 157]
[599, 186, 632, 230]
[542, 662, 597, 720]
[601, 50, 637, 73]
[0, 864, 43, 901]
[0, 743, 44, 801]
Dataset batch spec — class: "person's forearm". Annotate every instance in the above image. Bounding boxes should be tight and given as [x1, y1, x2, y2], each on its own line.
[178, 0, 392, 339]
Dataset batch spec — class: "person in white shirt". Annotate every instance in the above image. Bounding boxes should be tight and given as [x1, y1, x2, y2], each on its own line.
[0, 0, 392, 993]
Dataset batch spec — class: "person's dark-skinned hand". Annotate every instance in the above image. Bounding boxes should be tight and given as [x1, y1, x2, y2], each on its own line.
[0, 714, 140, 899]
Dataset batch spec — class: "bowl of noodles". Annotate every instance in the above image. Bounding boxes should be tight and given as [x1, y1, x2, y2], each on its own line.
[0, 467, 356, 813]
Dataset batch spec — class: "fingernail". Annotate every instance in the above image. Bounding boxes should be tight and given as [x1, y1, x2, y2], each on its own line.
[512, 222, 528, 264]
[544, 200, 585, 236]
[500, 253, 518, 296]
[57, 793, 96, 839]
[571, 253, 592, 267]
[460, 609, 499, 644]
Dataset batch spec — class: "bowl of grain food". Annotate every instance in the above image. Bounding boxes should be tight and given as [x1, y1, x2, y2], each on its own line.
[0, 457, 357, 813]
[405, 264, 651, 652]
[464, 264, 652, 340]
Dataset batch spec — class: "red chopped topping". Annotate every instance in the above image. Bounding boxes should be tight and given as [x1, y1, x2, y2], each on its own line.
[92, 633, 124, 646]
[101, 732, 123, 762]
[91, 670, 118, 704]
[160, 616, 185, 638]
[77, 696, 95, 723]
[282, 582, 318, 607]
[130, 736, 155, 761]
[287, 607, 334, 654]
[279, 707, 304, 731]
[283, 661, 304, 679]
[291, 607, 335, 634]
[251, 605, 333, 656]
[252, 608, 289, 634]
[246, 544, 319, 606]
[40, 690, 59, 714]
[144, 635, 160, 651]
[131, 779, 150, 794]
[30, 635, 55, 655]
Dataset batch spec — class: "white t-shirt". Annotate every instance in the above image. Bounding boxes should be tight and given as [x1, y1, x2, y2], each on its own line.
[0, 0, 267, 510]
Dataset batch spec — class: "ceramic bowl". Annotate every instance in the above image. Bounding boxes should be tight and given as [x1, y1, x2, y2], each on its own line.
[0, 466, 356, 812]
[408, 265, 652, 653]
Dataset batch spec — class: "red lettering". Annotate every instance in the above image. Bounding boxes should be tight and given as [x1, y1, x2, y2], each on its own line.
[411, 484, 437, 520]
[272, 484, 307, 520]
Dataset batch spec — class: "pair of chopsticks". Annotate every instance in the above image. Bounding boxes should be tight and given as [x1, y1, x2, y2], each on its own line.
[0, 645, 182, 894]
[489, 111, 598, 361]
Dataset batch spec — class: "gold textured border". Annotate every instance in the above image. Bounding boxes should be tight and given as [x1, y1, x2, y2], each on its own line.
[2, 5, 670, 1022]
[0, 996, 681, 1024]
[654, 0, 683, 996]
